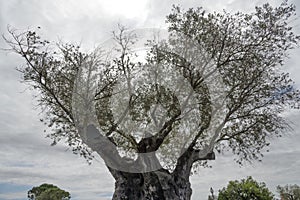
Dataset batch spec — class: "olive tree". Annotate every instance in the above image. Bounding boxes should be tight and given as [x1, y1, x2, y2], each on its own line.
[4, 1, 300, 199]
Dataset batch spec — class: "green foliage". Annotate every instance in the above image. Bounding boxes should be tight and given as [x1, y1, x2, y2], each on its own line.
[4, 1, 300, 171]
[165, 1, 300, 165]
[217, 177, 274, 200]
[28, 183, 71, 200]
[277, 184, 300, 200]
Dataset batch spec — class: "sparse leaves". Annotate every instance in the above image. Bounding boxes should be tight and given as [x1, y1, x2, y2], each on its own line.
[4, 1, 300, 171]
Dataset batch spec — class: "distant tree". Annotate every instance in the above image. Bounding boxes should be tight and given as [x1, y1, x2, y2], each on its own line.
[208, 187, 217, 200]
[277, 184, 300, 200]
[217, 176, 274, 200]
[4, 1, 300, 200]
[28, 183, 71, 200]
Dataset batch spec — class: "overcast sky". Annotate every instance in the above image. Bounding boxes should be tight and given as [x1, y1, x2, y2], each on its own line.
[0, 0, 300, 199]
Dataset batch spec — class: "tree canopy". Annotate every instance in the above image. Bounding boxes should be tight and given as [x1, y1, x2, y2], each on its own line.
[216, 176, 274, 200]
[27, 183, 71, 200]
[4, 0, 300, 174]
[277, 184, 300, 200]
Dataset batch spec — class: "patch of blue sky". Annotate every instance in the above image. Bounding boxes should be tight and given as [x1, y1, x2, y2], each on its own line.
[0, 182, 31, 197]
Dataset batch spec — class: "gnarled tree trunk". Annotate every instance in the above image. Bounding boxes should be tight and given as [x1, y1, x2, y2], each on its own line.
[84, 124, 215, 200]
[109, 168, 192, 200]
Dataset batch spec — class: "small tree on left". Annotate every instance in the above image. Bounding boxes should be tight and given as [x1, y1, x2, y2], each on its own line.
[28, 183, 71, 200]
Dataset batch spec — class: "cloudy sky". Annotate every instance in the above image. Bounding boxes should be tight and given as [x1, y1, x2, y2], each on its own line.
[0, 0, 300, 199]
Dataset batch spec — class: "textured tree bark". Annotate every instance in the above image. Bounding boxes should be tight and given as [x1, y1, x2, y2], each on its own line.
[109, 168, 192, 200]
[84, 125, 215, 200]
[108, 149, 215, 200]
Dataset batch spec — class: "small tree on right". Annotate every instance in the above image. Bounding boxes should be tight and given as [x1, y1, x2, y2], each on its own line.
[277, 184, 300, 200]
[216, 176, 274, 200]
